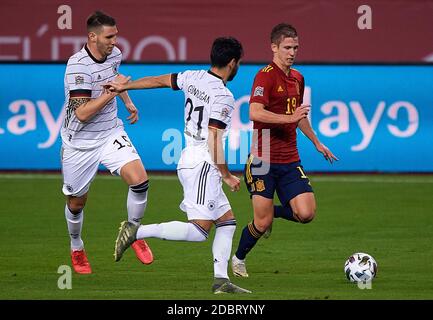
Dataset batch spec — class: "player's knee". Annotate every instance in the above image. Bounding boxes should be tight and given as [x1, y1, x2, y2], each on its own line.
[67, 202, 85, 214]
[295, 210, 315, 224]
[253, 218, 272, 233]
[129, 178, 148, 188]
[121, 160, 147, 185]
[189, 221, 211, 241]
[67, 197, 86, 214]
[216, 210, 235, 223]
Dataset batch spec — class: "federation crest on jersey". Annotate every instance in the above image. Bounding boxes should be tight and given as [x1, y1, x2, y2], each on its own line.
[207, 200, 216, 211]
[75, 75, 84, 85]
[112, 61, 119, 74]
[220, 107, 229, 119]
[255, 179, 266, 192]
[253, 86, 264, 97]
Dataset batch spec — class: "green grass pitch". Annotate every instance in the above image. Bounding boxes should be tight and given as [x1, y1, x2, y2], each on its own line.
[0, 173, 432, 300]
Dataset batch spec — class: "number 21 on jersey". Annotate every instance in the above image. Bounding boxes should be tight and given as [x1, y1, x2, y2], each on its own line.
[184, 98, 205, 140]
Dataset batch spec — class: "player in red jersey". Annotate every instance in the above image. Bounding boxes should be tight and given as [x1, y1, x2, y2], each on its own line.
[232, 23, 338, 278]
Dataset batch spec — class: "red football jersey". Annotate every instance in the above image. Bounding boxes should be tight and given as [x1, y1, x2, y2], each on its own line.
[249, 62, 305, 164]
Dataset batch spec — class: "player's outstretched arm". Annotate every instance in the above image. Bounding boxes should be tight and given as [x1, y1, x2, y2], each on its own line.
[250, 102, 309, 124]
[104, 74, 172, 93]
[298, 116, 339, 163]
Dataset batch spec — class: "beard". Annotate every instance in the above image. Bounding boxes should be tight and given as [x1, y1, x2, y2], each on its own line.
[104, 45, 114, 56]
[227, 64, 239, 82]
[96, 42, 113, 59]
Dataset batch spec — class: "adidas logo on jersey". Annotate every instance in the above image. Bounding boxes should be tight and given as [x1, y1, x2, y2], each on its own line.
[277, 85, 284, 92]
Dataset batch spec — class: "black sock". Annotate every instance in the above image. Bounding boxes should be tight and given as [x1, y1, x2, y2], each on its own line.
[235, 221, 264, 260]
[274, 205, 299, 222]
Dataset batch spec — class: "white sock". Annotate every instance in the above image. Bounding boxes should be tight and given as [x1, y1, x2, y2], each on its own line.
[65, 205, 84, 251]
[136, 221, 208, 242]
[127, 180, 149, 225]
[212, 220, 236, 279]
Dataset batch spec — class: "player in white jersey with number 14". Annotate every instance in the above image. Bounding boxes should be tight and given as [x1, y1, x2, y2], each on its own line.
[61, 11, 153, 274]
[105, 37, 251, 294]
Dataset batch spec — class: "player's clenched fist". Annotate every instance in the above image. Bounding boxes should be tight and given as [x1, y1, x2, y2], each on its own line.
[102, 73, 131, 93]
[223, 174, 241, 192]
[292, 104, 310, 122]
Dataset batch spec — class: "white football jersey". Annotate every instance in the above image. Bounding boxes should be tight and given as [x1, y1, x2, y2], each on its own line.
[173, 70, 235, 169]
[61, 45, 123, 150]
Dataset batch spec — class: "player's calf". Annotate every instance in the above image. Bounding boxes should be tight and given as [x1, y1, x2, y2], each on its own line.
[127, 179, 149, 225]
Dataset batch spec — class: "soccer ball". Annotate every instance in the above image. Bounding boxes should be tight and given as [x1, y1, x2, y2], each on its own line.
[344, 252, 378, 283]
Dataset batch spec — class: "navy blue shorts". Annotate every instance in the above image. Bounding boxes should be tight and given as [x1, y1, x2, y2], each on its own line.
[243, 154, 314, 206]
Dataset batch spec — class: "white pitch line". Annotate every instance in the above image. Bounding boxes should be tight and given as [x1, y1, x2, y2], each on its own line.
[0, 174, 63, 180]
[0, 174, 179, 181]
[0, 174, 433, 184]
[311, 176, 433, 184]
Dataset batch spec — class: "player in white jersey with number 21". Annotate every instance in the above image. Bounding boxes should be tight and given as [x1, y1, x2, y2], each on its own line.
[61, 11, 153, 274]
[105, 37, 251, 294]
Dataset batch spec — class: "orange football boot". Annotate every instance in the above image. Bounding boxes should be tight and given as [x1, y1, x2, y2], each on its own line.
[131, 240, 154, 265]
[71, 249, 92, 274]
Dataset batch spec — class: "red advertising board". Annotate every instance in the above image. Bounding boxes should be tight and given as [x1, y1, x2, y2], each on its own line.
[1, 0, 432, 62]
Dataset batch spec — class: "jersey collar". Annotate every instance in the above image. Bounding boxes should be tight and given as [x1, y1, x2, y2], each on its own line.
[85, 44, 107, 64]
[207, 70, 226, 86]
[271, 61, 291, 79]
